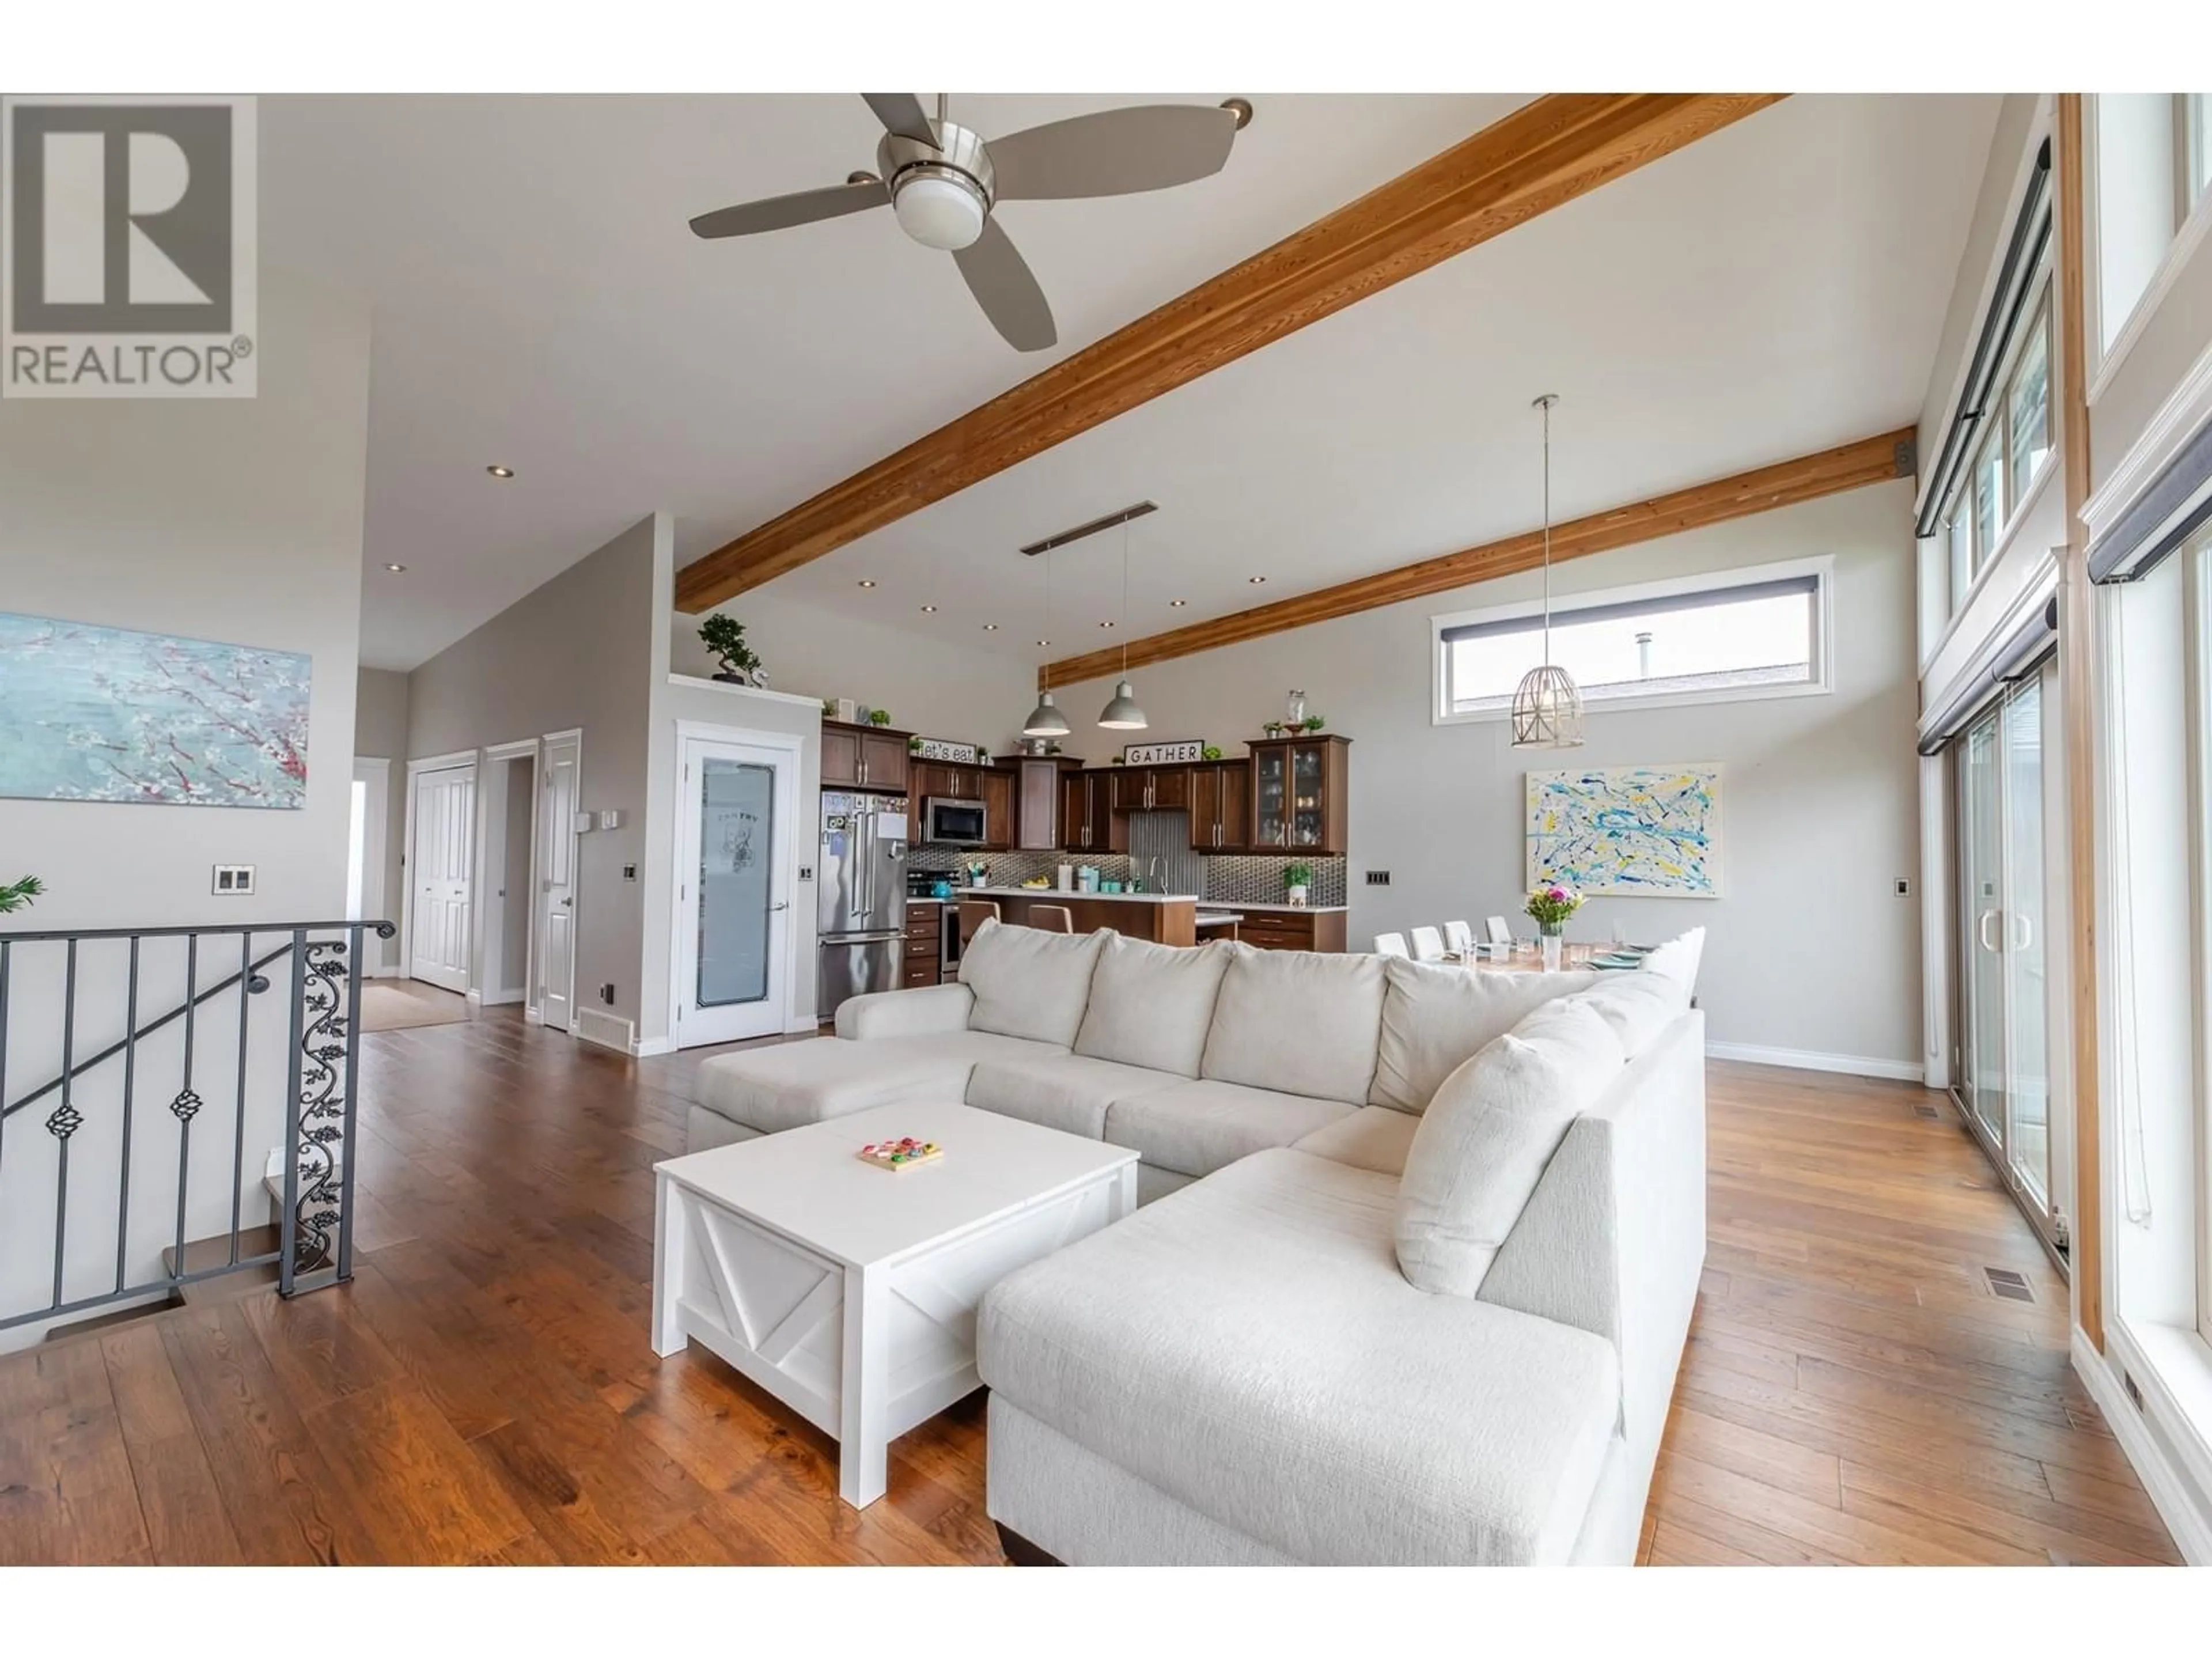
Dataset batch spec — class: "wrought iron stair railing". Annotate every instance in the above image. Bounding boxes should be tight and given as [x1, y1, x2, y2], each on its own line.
[0, 918, 394, 1335]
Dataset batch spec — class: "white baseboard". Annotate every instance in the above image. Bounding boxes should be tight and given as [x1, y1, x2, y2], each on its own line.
[573, 1007, 634, 1055]
[631, 1035, 675, 1058]
[464, 988, 482, 1007]
[367, 964, 400, 980]
[2073, 1326, 2212, 1565]
[477, 988, 526, 1007]
[1704, 1041, 1924, 1084]
[524, 1004, 544, 1025]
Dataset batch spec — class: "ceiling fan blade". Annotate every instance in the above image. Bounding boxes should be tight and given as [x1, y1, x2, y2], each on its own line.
[988, 104, 1238, 201]
[862, 92, 936, 146]
[953, 218, 1056, 353]
[688, 179, 888, 240]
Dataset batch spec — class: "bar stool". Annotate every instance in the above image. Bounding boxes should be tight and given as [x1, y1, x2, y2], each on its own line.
[958, 899, 1001, 946]
[1028, 904, 1074, 933]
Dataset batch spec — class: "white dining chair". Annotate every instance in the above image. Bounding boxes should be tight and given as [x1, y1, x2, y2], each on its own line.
[1409, 925, 1447, 962]
[1444, 919, 1475, 957]
[1484, 915, 1513, 945]
[1373, 932, 1410, 959]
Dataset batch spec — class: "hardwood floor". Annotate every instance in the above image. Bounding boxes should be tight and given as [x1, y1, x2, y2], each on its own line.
[0, 1012, 2180, 1565]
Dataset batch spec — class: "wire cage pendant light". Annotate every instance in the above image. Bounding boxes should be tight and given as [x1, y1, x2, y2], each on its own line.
[1097, 518, 1149, 730]
[1510, 393, 1585, 750]
[1023, 546, 1072, 738]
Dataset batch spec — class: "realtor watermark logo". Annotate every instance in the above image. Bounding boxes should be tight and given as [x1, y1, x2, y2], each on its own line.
[2, 94, 256, 397]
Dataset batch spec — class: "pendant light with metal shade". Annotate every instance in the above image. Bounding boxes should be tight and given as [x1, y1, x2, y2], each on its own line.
[1510, 393, 1585, 749]
[1022, 542, 1071, 738]
[1096, 516, 1148, 730]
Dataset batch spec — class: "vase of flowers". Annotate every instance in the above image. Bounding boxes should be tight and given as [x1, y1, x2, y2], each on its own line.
[1525, 881, 1582, 971]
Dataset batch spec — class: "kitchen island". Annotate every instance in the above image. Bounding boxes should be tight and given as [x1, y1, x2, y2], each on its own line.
[946, 887, 1347, 951]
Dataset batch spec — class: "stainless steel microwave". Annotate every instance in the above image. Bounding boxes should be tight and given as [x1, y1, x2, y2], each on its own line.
[922, 796, 988, 846]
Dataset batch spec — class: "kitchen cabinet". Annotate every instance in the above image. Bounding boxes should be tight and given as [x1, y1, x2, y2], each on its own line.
[1232, 908, 1349, 953]
[1248, 736, 1351, 854]
[1188, 762, 1251, 853]
[1108, 763, 1190, 813]
[821, 721, 911, 794]
[1004, 756, 1082, 851]
[979, 768, 1014, 851]
[902, 902, 942, 988]
[1059, 770, 1113, 853]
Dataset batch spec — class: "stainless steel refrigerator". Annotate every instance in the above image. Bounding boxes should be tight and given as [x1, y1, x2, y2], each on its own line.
[818, 791, 907, 1021]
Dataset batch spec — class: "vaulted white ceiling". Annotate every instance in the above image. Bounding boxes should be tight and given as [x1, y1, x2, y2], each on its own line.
[259, 93, 1527, 668]
[761, 93, 2002, 659]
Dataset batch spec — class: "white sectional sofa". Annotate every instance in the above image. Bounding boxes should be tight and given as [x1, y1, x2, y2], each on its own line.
[685, 919, 1707, 1565]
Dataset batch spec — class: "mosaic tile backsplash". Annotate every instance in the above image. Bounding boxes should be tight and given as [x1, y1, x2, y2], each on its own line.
[909, 823, 1346, 907]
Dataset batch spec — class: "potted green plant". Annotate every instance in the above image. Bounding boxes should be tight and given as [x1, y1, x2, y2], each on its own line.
[1202, 744, 1222, 760]
[1263, 721, 1284, 738]
[908, 734, 924, 752]
[0, 874, 44, 914]
[1301, 714, 1325, 733]
[1283, 862, 1313, 908]
[698, 614, 762, 686]
[868, 709, 891, 728]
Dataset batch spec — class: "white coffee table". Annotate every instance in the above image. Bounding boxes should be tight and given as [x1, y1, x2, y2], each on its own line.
[652, 1099, 1138, 1508]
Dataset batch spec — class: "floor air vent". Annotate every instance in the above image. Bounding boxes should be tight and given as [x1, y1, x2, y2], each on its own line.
[1984, 1265, 2035, 1303]
[1912, 1103, 1940, 1120]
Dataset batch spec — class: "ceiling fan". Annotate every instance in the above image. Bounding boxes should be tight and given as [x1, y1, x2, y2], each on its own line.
[688, 93, 1251, 353]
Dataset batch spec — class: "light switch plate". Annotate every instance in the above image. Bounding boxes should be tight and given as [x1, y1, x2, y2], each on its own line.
[600, 808, 623, 831]
[212, 863, 255, 895]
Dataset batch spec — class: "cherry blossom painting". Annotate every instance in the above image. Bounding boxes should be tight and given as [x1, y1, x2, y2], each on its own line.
[0, 612, 310, 809]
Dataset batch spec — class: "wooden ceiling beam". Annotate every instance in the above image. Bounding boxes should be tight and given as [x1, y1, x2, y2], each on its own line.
[1042, 427, 1915, 687]
[675, 93, 1785, 612]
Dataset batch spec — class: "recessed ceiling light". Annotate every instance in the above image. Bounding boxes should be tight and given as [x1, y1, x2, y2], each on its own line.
[1099, 620, 1115, 628]
[1036, 638, 1050, 647]
[921, 604, 938, 612]
[1248, 575, 1267, 584]
[485, 464, 515, 479]
[982, 623, 999, 631]
[857, 579, 877, 588]
[384, 563, 407, 573]
[1169, 599, 1188, 607]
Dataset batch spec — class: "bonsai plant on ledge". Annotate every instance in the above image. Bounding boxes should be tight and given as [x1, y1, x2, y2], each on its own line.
[0, 874, 43, 915]
[698, 613, 763, 686]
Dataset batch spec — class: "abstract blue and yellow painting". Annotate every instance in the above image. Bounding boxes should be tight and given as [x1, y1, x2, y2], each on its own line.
[0, 612, 310, 809]
[1526, 764, 1722, 897]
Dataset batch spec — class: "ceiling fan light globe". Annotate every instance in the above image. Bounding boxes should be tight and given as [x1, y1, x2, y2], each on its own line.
[892, 170, 988, 251]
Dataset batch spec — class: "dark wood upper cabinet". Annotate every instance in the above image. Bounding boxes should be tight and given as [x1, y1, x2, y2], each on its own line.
[979, 767, 1014, 851]
[1060, 770, 1113, 853]
[821, 721, 911, 794]
[1108, 764, 1191, 813]
[1188, 762, 1251, 853]
[1006, 756, 1080, 851]
[1248, 736, 1351, 854]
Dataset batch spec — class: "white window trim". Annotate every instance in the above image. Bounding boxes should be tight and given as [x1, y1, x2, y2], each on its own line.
[2086, 94, 2212, 410]
[1430, 554, 1835, 728]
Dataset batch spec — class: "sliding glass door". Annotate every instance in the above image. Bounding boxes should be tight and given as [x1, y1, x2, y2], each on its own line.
[1953, 662, 2059, 1250]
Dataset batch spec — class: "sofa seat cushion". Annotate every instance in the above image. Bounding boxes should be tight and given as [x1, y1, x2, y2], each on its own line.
[694, 1031, 1060, 1136]
[1103, 1078, 1354, 1180]
[1291, 1105, 1421, 1177]
[1369, 957, 1597, 1112]
[1073, 935, 1233, 1077]
[1396, 997, 1626, 1297]
[1200, 948, 1385, 1103]
[977, 1149, 1620, 1565]
[959, 919, 1107, 1047]
[965, 1052, 1183, 1141]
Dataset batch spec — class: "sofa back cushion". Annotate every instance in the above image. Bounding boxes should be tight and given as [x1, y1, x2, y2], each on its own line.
[1642, 927, 1706, 999]
[1369, 959, 1599, 1113]
[959, 919, 1105, 1047]
[1074, 935, 1233, 1077]
[1395, 996, 1627, 1298]
[1200, 947, 1386, 1104]
[1573, 968, 1688, 1060]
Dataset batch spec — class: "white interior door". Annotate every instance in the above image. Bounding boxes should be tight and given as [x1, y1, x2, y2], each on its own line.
[674, 733, 794, 1047]
[410, 764, 475, 993]
[539, 734, 580, 1032]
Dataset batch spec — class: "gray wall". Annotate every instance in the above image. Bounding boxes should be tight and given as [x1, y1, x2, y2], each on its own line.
[677, 588, 1036, 753]
[1058, 481, 1927, 1070]
[353, 665, 410, 969]
[407, 514, 662, 1031]
[0, 270, 372, 1346]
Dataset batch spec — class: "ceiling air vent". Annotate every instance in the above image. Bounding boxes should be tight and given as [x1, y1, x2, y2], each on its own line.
[1983, 1265, 2035, 1304]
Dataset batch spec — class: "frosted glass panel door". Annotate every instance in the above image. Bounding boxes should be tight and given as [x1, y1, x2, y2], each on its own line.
[675, 733, 794, 1048]
[1960, 715, 2007, 1142]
